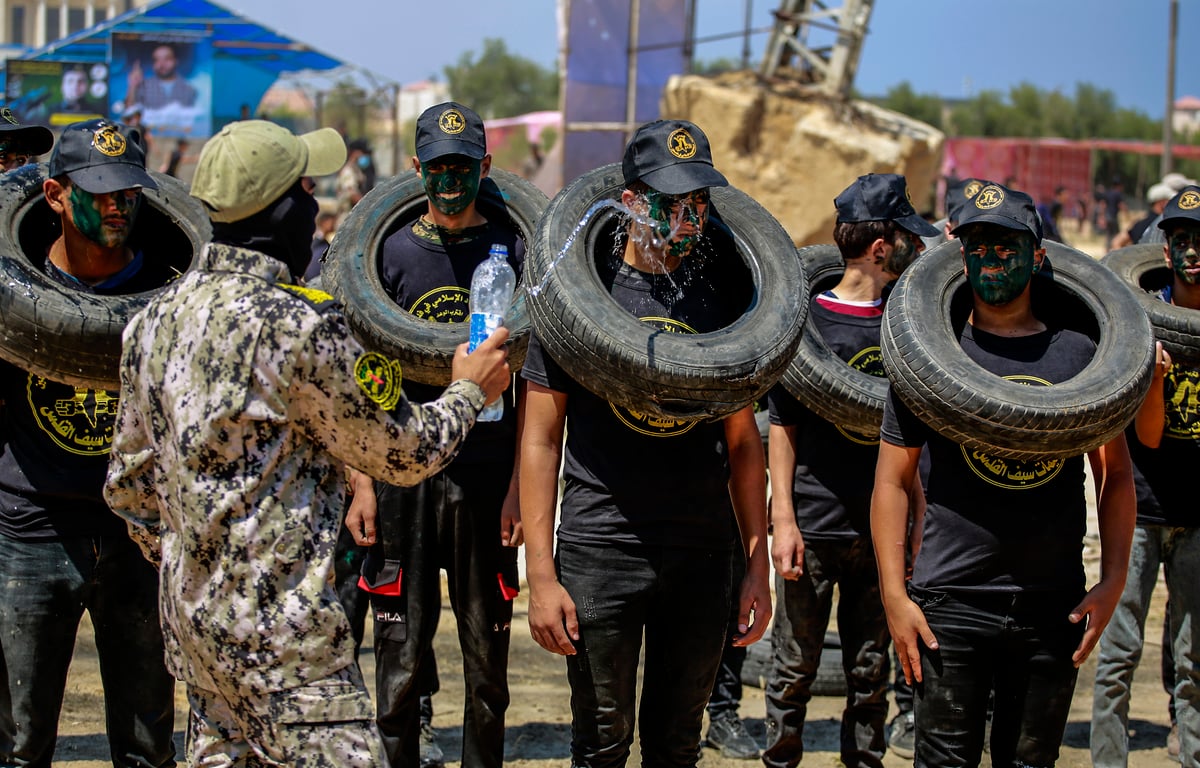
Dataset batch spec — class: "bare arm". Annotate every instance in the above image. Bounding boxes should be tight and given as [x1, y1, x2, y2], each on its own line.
[500, 379, 526, 548]
[768, 422, 804, 580]
[520, 382, 578, 655]
[725, 406, 771, 646]
[1134, 342, 1170, 449]
[871, 440, 937, 684]
[1071, 434, 1135, 666]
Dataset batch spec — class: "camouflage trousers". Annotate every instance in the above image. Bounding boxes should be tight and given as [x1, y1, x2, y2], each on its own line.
[185, 664, 385, 767]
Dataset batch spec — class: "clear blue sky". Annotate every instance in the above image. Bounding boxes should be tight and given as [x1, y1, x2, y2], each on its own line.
[231, 0, 1195, 120]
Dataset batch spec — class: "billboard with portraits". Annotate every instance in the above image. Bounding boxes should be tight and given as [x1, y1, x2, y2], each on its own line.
[110, 31, 212, 138]
[5, 59, 108, 127]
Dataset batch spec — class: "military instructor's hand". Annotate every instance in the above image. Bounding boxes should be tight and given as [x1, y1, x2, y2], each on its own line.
[453, 327, 511, 408]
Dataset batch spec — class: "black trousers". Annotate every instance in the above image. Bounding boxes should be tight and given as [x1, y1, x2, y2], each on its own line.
[368, 462, 518, 768]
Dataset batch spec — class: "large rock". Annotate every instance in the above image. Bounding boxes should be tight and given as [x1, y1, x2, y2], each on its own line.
[661, 72, 944, 247]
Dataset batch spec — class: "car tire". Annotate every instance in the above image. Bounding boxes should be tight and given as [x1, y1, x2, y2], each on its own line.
[882, 239, 1154, 461]
[324, 168, 547, 386]
[0, 163, 209, 390]
[778, 244, 886, 434]
[1102, 243, 1200, 365]
[526, 163, 808, 420]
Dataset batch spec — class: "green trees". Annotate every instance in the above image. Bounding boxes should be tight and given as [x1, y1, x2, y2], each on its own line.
[443, 38, 559, 118]
[876, 80, 1162, 142]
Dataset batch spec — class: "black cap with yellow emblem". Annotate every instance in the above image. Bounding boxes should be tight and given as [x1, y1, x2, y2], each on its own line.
[622, 119, 728, 195]
[415, 102, 487, 163]
[48, 118, 157, 194]
[0, 106, 53, 158]
[1157, 185, 1200, 231]
[951, 182, 1042, 243]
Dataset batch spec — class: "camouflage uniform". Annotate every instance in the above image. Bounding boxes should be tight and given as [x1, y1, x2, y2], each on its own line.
[105, 242, 486, 764]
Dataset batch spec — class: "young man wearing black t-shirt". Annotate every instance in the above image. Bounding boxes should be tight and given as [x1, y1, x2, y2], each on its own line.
[764, 173, 936, 768]
[872, 183, 1135, 768]
[0, 119, 176, 766]
[521, 120, 771, 768]
[1091, 185, 1200, 768]
[344, 101, 522, 768]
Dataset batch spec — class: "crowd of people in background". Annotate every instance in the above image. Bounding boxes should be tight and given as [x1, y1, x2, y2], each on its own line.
[0, 102, 1196, 768]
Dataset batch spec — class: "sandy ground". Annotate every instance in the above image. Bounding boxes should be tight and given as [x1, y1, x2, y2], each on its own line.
[53, 224, 1174, 767]
[53, 566, 1175, 768]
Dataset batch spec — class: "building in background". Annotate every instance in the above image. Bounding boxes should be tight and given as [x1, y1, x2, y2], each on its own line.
[1, 0, 149, 50]
[1175, 95, 1200, 138]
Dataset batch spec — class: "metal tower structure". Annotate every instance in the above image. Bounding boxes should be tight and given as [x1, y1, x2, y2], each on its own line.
[759, 0, 874, 97]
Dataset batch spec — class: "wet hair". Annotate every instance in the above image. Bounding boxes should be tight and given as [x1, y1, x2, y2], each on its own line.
[833, 219, 903, 261]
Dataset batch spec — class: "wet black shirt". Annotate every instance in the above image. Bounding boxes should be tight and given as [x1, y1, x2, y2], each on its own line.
[880, 325, 1096, 593]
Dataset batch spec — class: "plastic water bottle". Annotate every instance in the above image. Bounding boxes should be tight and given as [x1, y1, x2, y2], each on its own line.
[468, 244, 516, 422]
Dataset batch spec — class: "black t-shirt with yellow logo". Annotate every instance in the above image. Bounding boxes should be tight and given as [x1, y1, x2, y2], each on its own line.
[0, 251, 168, 540]
[378, 220, 524, 466]
[881, 324, 1096, 594]
[1128, 359, 1200, 528]
[522, 251, 749, 551]
[768, 299, 885, 540]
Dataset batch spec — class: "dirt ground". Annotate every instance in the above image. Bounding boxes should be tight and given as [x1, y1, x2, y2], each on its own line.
[54, 224, 1175, 767]
[53, 567, 1175, 768]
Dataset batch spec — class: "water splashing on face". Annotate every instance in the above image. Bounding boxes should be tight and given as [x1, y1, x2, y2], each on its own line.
[526, 195, 701, 299]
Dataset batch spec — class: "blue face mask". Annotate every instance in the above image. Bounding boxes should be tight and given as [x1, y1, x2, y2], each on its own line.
[357, 154, 370, 169]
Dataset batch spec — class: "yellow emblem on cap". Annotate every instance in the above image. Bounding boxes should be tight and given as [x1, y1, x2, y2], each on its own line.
[668, 128, 697, 160]
[354, 352, 404, 411]
[0, 107, 17, 125]
[439, 109, 466, 135]
[93, 125, 126, 157]
[964, 180, 983, 199]
[1179, 190, 1200, 211]
[973, 184, 1005, 210]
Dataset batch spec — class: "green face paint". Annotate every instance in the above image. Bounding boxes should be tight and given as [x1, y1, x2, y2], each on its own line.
[68, 185, 140, 248]
[883, 230, 921, 277]
[644, 189, 709, 258]
[1167, 226, 1200, 286]
[420, 156, 482, 216]
[961, 224, 1038, 306]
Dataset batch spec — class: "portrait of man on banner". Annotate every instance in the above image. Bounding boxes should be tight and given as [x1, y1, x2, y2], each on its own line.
[110, 32, 212, 138]
[5, 59, 107, 127]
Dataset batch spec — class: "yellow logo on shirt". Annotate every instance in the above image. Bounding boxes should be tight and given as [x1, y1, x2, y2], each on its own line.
[610, 317, 699, 437]
[354, 352, 403, 411]
[836, 346, 884, 446]
[27, 376, 117, 456]
[961, 374, 1064, 489]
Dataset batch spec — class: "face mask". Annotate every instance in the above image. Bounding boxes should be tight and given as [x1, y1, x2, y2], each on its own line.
[961, 225, 1039, 306]
[643, 188, 709, 258]
[1167, 227, 1200, 285]
[421, 156, 482, 216]
[68, 185, 141, 248]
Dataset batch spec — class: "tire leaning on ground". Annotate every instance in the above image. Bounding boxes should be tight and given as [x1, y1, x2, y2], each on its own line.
[0, 163, 209, 390]
[527, 163, 808, 421]
[778, 244, 886, 434]
[1102, 243, 1200, 365]
[881, 239, 1154, 461]
[324, 168, 548, 386]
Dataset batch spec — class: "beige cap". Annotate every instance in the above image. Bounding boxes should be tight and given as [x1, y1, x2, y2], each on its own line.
[1162, 172, 1199, 193]
[1147, 183, 1175, 204]
[191, 120, 346, 223]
